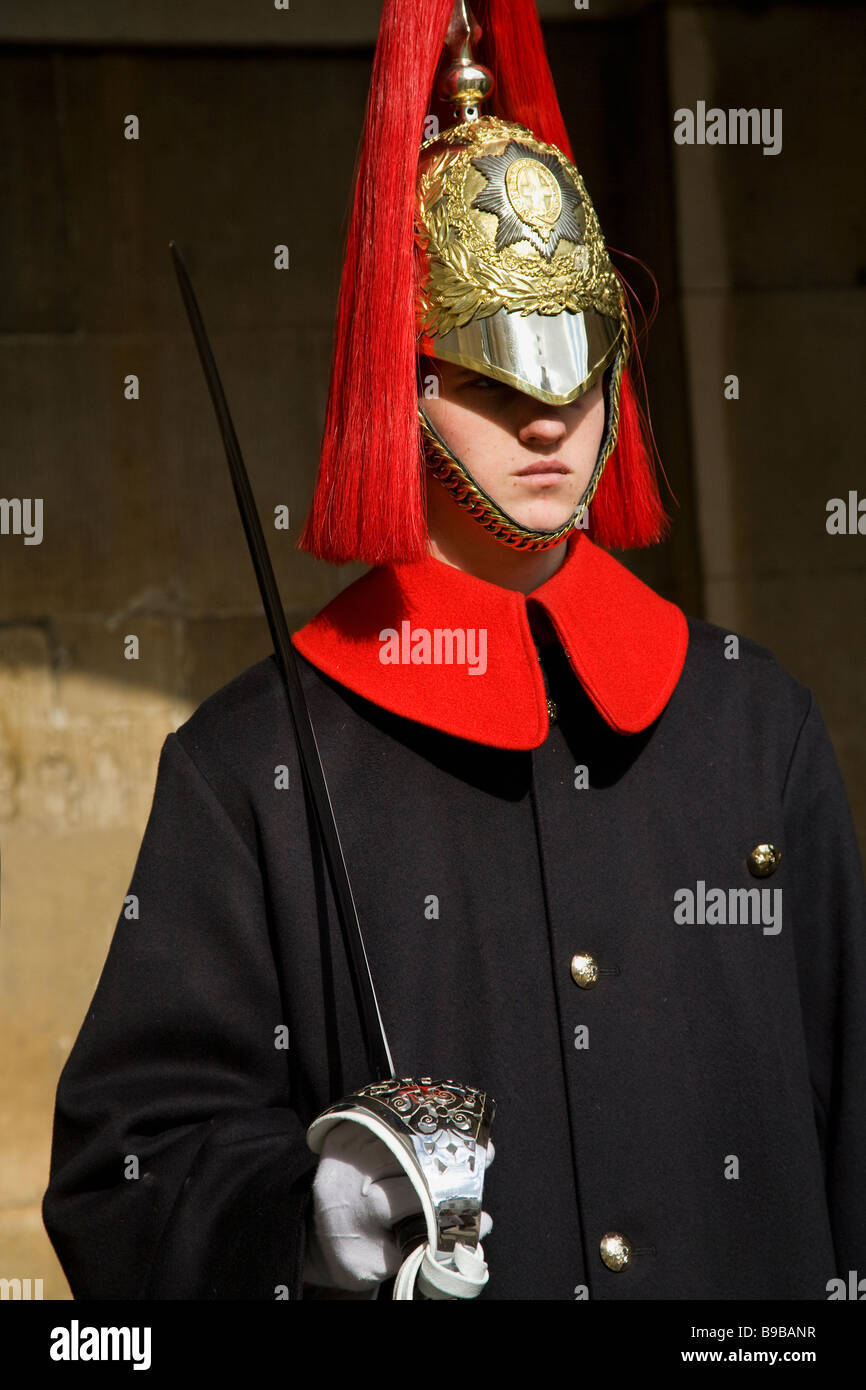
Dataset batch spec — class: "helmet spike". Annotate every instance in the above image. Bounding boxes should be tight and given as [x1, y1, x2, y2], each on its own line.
[437, 1, 494, 125]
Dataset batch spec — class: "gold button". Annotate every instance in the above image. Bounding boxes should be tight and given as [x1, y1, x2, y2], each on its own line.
[570, 953, 599, 989]
[600, 1232, 632, 1271]
[546, 696, 558, 725]
[747, 843, 782, 877]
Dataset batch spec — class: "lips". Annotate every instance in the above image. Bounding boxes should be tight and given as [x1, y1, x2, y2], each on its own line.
[516, 460, 571, 476]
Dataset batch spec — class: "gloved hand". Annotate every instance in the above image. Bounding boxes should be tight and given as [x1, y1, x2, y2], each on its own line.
[303, 1121, 493, 1293]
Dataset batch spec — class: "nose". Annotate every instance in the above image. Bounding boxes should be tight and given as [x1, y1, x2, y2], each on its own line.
[518, 411, 567, 447]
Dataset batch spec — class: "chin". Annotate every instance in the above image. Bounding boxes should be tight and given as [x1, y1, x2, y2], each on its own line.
[507, 504, 577, 534]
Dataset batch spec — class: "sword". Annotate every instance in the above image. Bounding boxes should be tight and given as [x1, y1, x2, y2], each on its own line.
[169, 239, 393, 1083]
[169, 242, 493, 1298]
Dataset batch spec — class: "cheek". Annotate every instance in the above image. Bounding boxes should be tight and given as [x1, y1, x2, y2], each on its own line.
[591, 398, 607, 451]
[422, 397, 501, 469]
[568, 399, 606, 472]
[422, 395, 461, 444]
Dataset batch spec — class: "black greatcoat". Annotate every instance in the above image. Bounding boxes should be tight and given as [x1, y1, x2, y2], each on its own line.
[43, 538, 866, 1301]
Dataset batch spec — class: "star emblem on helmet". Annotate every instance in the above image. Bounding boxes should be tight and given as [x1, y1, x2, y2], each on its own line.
[470, 140, 585, 261]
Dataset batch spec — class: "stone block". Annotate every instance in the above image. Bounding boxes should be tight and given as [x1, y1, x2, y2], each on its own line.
[681, 287, 866, 583]
[669, 6, 865, 291]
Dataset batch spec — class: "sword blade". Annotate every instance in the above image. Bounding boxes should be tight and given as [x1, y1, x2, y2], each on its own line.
[169, 240, 395, 1083]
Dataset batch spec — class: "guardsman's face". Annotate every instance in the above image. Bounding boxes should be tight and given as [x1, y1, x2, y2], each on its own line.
[422, 360, 605, 536]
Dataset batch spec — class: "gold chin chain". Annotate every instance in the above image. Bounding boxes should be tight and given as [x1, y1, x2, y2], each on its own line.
[419, 342, 626, 553]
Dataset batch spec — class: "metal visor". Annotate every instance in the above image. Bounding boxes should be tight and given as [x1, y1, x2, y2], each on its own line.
[427, 305, 622, 406]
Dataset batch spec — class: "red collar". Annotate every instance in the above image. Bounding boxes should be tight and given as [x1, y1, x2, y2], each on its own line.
[292, 533, 688, 749]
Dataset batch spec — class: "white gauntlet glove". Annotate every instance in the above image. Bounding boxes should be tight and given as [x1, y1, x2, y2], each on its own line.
[304, 1121, 493, 1296]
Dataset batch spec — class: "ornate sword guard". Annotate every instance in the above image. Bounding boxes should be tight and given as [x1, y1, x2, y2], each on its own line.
[307, 1077, 495, 1264]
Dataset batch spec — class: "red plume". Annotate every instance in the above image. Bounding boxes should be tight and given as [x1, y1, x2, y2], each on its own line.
[588, 367, 669, 549]
[475, 0, 574, 158]
[300, 0, 454, 565]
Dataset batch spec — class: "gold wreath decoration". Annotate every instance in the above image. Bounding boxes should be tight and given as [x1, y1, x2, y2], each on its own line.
[415, 121, 622, 341]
